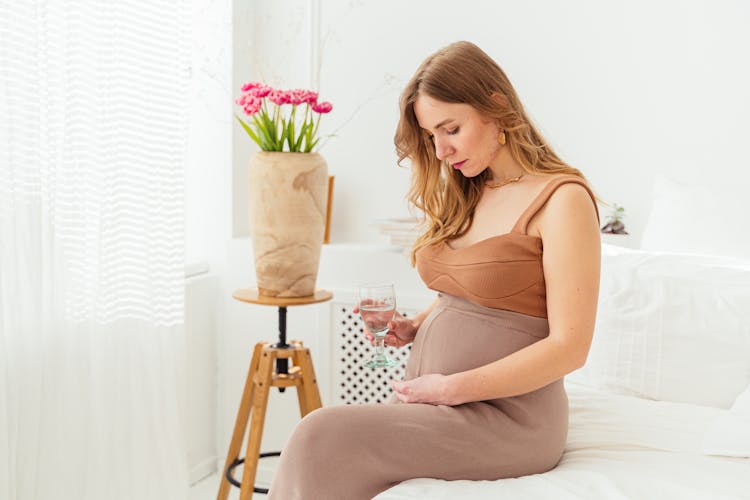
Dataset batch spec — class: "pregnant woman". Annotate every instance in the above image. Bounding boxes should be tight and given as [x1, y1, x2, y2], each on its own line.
[268, 40, 601, 500]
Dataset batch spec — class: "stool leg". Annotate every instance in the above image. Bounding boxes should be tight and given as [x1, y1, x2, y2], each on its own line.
[239, 346, 275, 500]
[289, 342, 309, 417]
[217, 342, 264, 500]
[295, 375, 310, 419]
[294, 347, 323, 416]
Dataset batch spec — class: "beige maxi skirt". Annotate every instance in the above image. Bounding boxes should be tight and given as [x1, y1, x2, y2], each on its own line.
[267, 293, 568, 500]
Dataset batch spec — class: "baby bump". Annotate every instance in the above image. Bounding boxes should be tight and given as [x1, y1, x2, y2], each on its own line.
[405, 294, 550, 379]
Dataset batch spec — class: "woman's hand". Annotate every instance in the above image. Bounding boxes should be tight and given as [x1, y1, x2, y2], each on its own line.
[352, 307, 417, 347]
[391, 374, 458, 406]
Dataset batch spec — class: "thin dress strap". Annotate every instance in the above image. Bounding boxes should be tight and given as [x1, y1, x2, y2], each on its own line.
[511, 175, 600, 235]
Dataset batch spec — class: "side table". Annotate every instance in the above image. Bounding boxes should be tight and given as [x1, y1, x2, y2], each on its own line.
[216, 288, 333, 500]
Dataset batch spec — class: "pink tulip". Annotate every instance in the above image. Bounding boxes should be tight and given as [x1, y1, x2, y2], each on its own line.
[268, 89, 291, 106]
[288, 89, 306, 105]
[242, 96, 262, 115]
[312, 101, 333, 114]
[249, 84, 272, 98]
[302, 90, 319, 105]
[240, 81, 261, 92]
[236, 93, 254, 106]
[235, 82, 333, 152]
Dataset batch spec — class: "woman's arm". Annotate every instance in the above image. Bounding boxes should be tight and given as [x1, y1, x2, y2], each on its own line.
[393, 183, 601, 405]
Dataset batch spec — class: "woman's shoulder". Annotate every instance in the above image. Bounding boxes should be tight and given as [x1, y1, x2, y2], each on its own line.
[525, 174, 599, 237]
[527, 173, 595, 203]
[521, 173, 593, 209]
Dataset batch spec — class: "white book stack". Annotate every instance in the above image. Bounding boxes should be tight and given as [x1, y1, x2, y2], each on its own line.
[370, 217, 421, 254]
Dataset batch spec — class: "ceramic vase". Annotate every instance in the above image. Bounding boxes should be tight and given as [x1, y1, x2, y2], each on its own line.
[248, 152, 328, 297]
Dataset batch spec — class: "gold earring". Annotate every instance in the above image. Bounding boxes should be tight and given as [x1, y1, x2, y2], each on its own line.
[498, 131, 506, 145]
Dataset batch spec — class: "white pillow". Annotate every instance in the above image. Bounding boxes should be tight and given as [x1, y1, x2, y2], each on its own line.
[569, 244, 750, 409]
[641, 174, 749, 260]
[702, 383, 750, 457]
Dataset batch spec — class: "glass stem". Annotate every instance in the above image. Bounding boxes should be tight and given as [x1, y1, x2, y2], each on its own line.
[375, 334, 386, 357]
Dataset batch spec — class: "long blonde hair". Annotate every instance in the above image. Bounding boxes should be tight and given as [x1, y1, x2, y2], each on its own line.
[394, 41, 589, 265]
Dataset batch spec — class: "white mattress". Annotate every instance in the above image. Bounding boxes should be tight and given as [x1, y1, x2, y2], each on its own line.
[375, 381, 750, 500]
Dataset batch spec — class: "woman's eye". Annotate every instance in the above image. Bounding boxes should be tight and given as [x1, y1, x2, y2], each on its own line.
[447, 127, 459, 135]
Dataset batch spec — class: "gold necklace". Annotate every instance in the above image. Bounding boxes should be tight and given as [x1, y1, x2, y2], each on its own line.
[486, 173, 525, 190]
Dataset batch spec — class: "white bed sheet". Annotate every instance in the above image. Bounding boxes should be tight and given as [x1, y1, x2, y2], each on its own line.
[375, 381, 750, 500]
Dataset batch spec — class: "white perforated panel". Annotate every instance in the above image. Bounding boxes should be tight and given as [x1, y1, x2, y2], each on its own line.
[332, 302, 416, 404]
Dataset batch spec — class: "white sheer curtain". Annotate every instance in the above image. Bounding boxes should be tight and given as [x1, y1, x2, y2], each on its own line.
[0, 2, 191, 499]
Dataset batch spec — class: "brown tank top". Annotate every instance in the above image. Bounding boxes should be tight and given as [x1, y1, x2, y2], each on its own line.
[415, 176, 599, 318]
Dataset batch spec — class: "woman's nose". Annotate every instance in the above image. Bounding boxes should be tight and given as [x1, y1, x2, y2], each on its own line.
[434, 137, 453, 161]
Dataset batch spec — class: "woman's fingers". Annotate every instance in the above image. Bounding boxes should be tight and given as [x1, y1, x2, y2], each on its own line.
[366, 333, 394, 346]
[363, 330, 404, 347]
[384, 333, 402, 347]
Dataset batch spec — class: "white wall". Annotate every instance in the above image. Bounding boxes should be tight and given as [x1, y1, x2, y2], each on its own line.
[184, 271, 219, 484]
[186, 0, 233, 271]
[227, 0, 750, 248]
[184, 0, 234, 484]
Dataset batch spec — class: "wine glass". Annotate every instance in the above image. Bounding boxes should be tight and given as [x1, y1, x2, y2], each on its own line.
[358, 283, 398, 368]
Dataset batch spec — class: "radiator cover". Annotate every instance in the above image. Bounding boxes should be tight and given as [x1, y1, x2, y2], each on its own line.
[331, 302, 418, 405]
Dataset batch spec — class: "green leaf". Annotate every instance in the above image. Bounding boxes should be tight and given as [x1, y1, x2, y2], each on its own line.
[235, 115, 263, 149]
[294, 123, 306, 151]
[304, 120, 315, 150]
[260, 111, 277, 149]
[251, 114, 273, 147]
[286, 120, 295, 151]
[278, 122, 288, 152]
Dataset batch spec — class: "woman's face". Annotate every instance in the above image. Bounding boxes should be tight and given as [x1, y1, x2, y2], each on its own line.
[413, 94, 501, 178]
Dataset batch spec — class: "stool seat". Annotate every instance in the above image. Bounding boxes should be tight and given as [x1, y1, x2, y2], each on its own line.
[217, 289, 331, 500]
[233, 287, 332, 306]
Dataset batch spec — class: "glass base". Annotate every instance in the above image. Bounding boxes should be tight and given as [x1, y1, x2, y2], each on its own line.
[364, 354, 398, 368]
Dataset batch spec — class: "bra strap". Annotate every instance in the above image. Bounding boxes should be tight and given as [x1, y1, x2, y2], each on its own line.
[511, 176, 600, 235]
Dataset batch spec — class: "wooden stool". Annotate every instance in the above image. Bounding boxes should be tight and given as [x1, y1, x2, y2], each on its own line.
[217, 288, 333, 500]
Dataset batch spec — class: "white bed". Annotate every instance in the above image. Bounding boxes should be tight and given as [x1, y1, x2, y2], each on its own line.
[376, 176, 750, 499]
[377, 381, 750, 499]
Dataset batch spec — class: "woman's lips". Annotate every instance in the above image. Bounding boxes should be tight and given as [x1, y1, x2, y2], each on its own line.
[452, 160, 467, 169]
